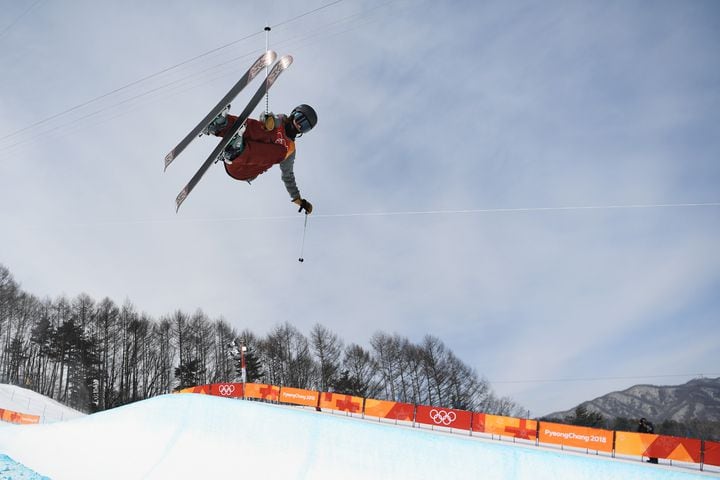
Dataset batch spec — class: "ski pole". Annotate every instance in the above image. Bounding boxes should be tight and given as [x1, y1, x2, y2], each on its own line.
[298, 214, 309, 262]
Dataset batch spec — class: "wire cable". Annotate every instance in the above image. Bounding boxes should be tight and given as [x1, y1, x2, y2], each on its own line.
[0, 0, 404, 159]
[9, 202, 720, 230]
[0, 48, 266, 155]
[0, 0, 350, 143]
[0, 0, 44, 40]
[0, 31, 266, 143]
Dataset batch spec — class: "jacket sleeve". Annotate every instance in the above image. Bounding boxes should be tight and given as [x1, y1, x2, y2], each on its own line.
[279, 151, 300, 200]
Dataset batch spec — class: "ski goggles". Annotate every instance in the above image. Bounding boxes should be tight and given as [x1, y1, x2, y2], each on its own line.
[291, 111, 313, 134]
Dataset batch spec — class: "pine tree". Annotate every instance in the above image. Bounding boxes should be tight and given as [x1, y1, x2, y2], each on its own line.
[174, 359, 205, 390]
[569, 405, 606, 428]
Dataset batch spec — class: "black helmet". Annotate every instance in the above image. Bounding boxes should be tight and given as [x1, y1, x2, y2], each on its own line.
[290, 104, 317, 134]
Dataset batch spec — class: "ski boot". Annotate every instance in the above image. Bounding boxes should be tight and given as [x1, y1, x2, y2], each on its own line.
[202, 105, 230, 136]
[220, 130, 245, 165]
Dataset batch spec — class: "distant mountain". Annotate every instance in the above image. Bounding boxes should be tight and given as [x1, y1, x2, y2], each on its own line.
[545, 377, 720, 423]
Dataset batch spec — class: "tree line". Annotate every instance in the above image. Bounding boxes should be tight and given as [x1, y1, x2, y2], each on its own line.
[0, 264, 524, 416]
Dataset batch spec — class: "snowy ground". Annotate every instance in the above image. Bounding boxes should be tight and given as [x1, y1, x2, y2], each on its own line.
[0, 453, 49, 480]
[1, 392, 718, 480]
[0, 385, 85, 423]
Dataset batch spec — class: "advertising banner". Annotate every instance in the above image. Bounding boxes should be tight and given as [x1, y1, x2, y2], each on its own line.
[704, 440, 720, 467]
[208, 383, 244, 398]
[415, 404, 472, 431]
[319, 392, 363, 413]
[615, 431, 654, 456]
[279, 387, 319, 408]
[615, 431, 701, 463]
[177, 385, 211, 395]
[650, 434, 701, 463]
[473, 413, 537, 440]
[0, 408, 40, 424]
[538, 422, 613, 452]
[244, 383, 280, 401]
[363, 399, 414, 421]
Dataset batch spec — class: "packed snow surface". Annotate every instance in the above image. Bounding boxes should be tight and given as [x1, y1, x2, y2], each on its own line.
[0, 393, 716, 479]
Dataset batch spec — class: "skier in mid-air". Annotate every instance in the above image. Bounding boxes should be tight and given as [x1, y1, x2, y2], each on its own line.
[203, 104, 317, 215]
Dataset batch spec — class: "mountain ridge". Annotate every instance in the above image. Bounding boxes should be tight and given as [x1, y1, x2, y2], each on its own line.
[545, 377, 720, 423]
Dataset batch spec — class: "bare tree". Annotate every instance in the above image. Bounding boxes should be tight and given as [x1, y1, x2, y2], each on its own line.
[260, 322, 314, 388]
[370, 332, 406, 401]
[170, 310, 190, 369]
[154, 318, 176, 395]
[336, 343, 381, 398]
[72, 294, 95, 330]
[420, 335, 450, 405]
[94, 298, 120, 409]
[0, 265, 20, 383]
[400, 342, 427, 405]
[485, 394, 525, 417]
[211, 319, 238, 382]
[188, 309, 214, 386]
[310, 323, 343, 391]
[0, 264, 526, 416]
[28, 300, 53, 394]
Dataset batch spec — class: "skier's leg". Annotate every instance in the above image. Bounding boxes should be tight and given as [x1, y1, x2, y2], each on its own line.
[202, 107, 234, 137]
[220, 123, 248, 164]
[221, 134, 244, 164]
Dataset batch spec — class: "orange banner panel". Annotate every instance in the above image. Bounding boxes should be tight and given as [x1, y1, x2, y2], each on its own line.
[705, 440, 720, 467]
[473, 413, 537, 440]
[363, 399, 414, 421]
[415, 405, 472, 431]
[244, 383, 280, 401]
[614, 431, 653, 456]
[279, 387, 319, 407]
[0, 408, 40, 424]
[319, 392, 363, 413]
[538, 422, 613, 452]
[615, 431, 701, 463]
[651, 434, 701, 463]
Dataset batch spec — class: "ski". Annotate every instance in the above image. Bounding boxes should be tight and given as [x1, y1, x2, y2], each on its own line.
[163, 50, 277, 171]
[175, 55, 293, 212]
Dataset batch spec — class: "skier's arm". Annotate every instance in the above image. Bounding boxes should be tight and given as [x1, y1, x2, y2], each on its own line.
[279, 152, 300, 200]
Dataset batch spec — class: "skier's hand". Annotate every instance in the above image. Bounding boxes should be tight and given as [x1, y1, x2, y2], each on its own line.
[293, 198, 313, 215]
[259, 111, 275, 130]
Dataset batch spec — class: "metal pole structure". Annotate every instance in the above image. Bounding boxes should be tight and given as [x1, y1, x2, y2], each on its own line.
[298, 213, 308, 262]
[241, 344, 247, 384]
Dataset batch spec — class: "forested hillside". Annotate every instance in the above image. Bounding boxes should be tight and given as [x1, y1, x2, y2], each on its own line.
[0, 264, 522, 415]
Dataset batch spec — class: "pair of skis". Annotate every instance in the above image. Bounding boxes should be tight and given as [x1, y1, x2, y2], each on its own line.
[164, 51, 293, 211]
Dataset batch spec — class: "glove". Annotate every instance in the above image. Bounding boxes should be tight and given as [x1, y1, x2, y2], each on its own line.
[293, 198, 313, 215]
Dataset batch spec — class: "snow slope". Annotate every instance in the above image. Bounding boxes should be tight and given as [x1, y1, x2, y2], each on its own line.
[0, 393, 716, 480]
[0, 385, 85, 423]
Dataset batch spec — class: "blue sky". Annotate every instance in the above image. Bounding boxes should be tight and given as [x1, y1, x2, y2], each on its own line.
[1, 0, 719, 416]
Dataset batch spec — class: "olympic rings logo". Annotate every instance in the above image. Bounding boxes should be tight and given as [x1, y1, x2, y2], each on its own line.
[429, 409, 457, 425]
[218, 384, 236, 396]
